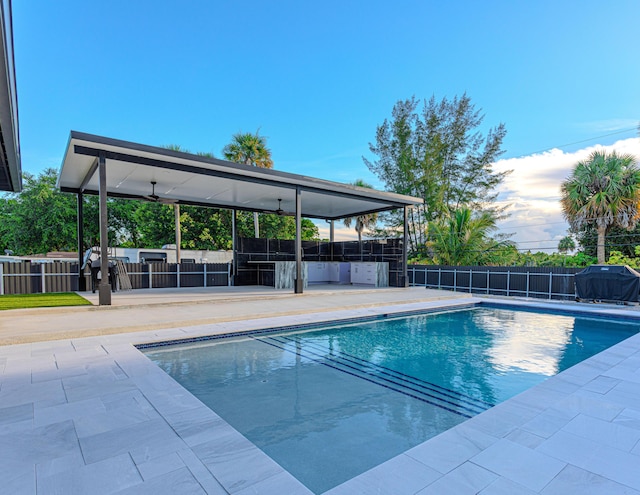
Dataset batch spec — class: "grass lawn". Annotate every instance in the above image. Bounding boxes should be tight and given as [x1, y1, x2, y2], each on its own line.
[0, 292, 92, 310]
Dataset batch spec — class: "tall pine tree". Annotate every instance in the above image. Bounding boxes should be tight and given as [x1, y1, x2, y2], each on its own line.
[364, 95, 508, 254]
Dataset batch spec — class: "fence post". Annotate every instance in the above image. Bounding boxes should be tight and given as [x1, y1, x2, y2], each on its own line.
[176, 264, 181, 288]
[548, 271, 553, 300]
[438, 268, 441, 289]
[526, 271, 530, 298]
[228, 262, 232, 287]
[453, 269, 457, 292]
[486, 270, 490, 295]
[469, 269, 473, 293]
[204, 264, 207, 288]
[0, 263, 3, 295]
[148, 263, 153, 289]
[41, 264, 46, 294]
[506, 270, 510, 297]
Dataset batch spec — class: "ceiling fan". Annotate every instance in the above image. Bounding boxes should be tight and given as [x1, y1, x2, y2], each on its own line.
[264, 198, 295, 216]
[143, 181, 178, 204]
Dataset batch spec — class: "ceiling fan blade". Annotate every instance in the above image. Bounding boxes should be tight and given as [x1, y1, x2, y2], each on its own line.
[263, 208, 295, 216]
[268, 198, 295, 216]
[142, 181, 177, 203]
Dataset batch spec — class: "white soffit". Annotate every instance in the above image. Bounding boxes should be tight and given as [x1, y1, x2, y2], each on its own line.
[58, 131, 423, 220]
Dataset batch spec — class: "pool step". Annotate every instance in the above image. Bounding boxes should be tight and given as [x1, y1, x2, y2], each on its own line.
[280, 335, 494, 411]
[256, 335, 493, 419]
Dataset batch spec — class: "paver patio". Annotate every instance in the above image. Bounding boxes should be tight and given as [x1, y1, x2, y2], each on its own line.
[2, 287, 640, 494]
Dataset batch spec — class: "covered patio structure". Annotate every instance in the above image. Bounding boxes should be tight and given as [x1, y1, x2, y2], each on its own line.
[58, 131, 423, 305]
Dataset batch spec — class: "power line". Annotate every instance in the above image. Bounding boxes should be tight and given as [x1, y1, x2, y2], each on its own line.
[518, 127, 639, 157]
[498, 220, 569, 229]
[494, 128, 638, 232]
[499, 212, 640, 233]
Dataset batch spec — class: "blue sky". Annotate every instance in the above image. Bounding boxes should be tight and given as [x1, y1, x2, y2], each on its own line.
[11, 1, 640, 246]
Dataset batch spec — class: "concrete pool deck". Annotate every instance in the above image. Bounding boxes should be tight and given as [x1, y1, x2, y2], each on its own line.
[0, 286, 467, 345]
[2, 289, 640, 494]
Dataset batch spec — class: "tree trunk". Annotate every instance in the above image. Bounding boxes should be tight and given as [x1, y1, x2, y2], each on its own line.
[596, 225, 606, 264]
[253, 212, 259, 239]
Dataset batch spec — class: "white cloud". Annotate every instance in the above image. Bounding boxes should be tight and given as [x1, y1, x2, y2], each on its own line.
[493, 137, 640, 252]
[307, 138, 640, 252]
[314, 221, 359, 242]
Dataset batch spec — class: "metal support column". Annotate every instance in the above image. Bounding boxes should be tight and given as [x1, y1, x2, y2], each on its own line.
[294, 187, 303, 294]
[77, 192, 86, 291]
[402, 206, 409, 287]
[232, 209, 237, 286]
[97, 151, 111, 305]
[174, 204, 181, 264]
[327, 219, 335, 261]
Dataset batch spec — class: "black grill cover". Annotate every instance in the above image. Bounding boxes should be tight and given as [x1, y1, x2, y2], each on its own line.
[575, 265, 640, 302]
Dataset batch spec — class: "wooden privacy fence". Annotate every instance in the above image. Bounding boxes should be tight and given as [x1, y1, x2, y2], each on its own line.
[0, 262, 231, 295]
[0, 262, 80, 295]
[408, 265, 582, 300]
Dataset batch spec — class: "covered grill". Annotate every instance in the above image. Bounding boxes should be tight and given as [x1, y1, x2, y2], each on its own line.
[575, 265, 640, 303]
[89, 258, 118, 293]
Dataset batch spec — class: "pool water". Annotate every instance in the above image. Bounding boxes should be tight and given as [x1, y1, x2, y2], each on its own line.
[143, 306, 640, 493]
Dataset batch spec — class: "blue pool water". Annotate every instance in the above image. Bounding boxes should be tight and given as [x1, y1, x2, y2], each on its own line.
[143, 305, 640, 493]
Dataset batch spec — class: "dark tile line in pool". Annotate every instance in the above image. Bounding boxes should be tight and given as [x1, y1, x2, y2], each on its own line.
[482, 300, 640, 323]
[265, 334, 493, 414]
[135, 302, 479, 350]
[255, 335, 476, 419]
[273, 333, 494, 409]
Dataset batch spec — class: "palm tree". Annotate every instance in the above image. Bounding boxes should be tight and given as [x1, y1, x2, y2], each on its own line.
[222, 131, 273, 238]
[561, 150, 640, 264]
[557, 235, 576, 254]
[428, 207, 506, 265]
[343, 180, 378, 259]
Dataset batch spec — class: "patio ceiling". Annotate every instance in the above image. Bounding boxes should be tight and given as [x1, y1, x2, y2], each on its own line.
[0, 3, 21, 192]
[58, 131, 423, 220]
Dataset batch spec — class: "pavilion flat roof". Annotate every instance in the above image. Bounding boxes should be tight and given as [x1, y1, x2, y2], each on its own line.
[58, 131, 422, 220]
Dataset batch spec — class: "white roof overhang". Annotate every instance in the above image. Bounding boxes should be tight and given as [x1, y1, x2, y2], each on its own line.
[58, 131, 423, 220]
[0, 2, 21, 192]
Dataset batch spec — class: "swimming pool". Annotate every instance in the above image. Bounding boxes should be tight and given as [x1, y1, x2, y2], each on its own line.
[142, 304, 640, 493]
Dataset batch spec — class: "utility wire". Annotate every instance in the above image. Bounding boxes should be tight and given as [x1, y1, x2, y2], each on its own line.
[517, 127, 639, 157]
[497, 220, 569, 229]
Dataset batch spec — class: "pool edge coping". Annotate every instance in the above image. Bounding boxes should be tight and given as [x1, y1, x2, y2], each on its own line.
[4, 296, 640, 494]
[133, 296, 640, 494]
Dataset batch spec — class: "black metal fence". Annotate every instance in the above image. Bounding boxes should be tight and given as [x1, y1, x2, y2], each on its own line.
[2, 258, 583, 301]
[408, 265, 582, 300]
[0, 262, 231, 295]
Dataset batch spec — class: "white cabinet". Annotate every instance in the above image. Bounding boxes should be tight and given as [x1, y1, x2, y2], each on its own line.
[305, 261, 387, 286]
[350, 262, 389, 287]
[328, 262, 340, 282]
[307, 262, 329, 283]
[351, 262, 376, 285]
[328, 262, 350, 284]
